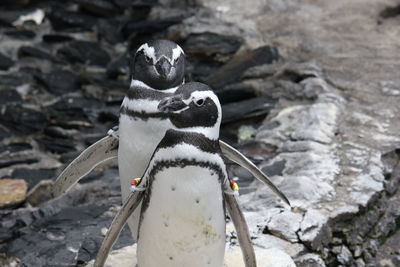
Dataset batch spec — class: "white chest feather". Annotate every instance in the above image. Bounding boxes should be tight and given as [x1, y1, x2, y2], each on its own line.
[118, 113, 173, 239]
[137, 166, 226, 267]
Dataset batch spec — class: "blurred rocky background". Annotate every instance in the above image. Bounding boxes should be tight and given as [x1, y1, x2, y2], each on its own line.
[0, 0, 400, 266]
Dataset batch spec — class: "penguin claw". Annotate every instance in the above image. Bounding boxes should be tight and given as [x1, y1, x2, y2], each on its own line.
[219, 140, 291, 207]
[95, 190, 145, 267]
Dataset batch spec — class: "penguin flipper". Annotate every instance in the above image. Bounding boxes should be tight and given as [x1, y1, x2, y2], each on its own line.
[95, 190, 145, 267]
[52, 133, 119, 198]
[219, 141, 291, 206]
[225, 193, 257, 267]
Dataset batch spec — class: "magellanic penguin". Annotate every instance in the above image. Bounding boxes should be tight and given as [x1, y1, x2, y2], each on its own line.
[95, 82, 255, 267]
[52, 40, 290, 207]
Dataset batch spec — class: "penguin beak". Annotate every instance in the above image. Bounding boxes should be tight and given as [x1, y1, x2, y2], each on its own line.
[155, 57, 172, 78]
[158, 95, 187, 113]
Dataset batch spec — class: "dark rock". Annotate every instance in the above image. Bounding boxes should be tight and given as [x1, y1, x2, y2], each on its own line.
[0, 142, 32, 154]
[35, 70, 81, 95]
[0, 53, 14, 71]
[0, 72, 33, 87]
[97, 110, 119, 124]
[0, 155, 38, 168]
[18, 46, 60, 63]
[122, 15, 187, 38]
[0, 10, 20, 26]
[0, 89, 22, 105]
[97, 19, 124, 44]
[106, 52, 129, 78]
[44, 126, 75, 139]
[205, 46, 279, 90]
[35, 137, 77, 154]
[57, 41, 111, 67]
[4, 29, 36, 39]
[261, 159, 286, 177]
[11, 168, 57, 189]
[0, 0, 31, 8]
[0, 105, 48, 134]
[42, 34, 75, 43]
[216, 83, 258, 104]
[77, 0, 121, 17]
[183, 33, 242, 81]
[221, 96, 277, 124]
[184, 32, 243, 56]
[46, 6, 97, 31]
[46, 97, 101, 125]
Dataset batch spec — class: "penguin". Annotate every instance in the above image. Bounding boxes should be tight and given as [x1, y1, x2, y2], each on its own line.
[95, 82, 255, 267]
[118, 40, 186, 240]
[52, 40, 289, 209]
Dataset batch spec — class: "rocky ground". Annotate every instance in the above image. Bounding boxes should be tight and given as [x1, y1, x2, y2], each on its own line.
[0, 0, 400, 266]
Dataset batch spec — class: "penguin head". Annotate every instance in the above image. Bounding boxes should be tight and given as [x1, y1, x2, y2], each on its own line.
[158, 82, 222, 139]
[131, 40, 185, 90]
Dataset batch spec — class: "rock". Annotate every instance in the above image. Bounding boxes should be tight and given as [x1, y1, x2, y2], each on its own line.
[35, 70, 81, 95]
[35, 137, 77, 154]
[0, 72, 33, 87]
[26, 180, 54, 207]
[0, 89, 22, 104]
[0, 52, 14, 70]
[18, 46, 60, 63]
[77, 0, 121, 17]
[4, 29, 36, 39]
[295, 253, 326, 267]
[46, 6, 97, 31]
[106, 53, 129, 78]
[0, 179, 27, 208]
[97, 19, 124, 44]
[0, 155, 38, 168]
[12, 9, 45, 26]
[46, 96, 101, 126]
[0, 0, 31, 8]
[0, 142, 32, 154]
[11, 168, 56, 189]
[298, 209, 330, 250]
[222, 97, 277, 124]
[57, 41, 111, 67]
[0, 105, 48, 134]
[121, 15, 187, 38]
[264, 210, 302, 242]
[205, 46, 279, 90]
[42, 34, 75, 43]
[184, 32, 243, 57]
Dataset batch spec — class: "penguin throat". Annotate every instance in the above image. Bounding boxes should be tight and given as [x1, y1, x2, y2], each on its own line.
[130, 79, 178, 93]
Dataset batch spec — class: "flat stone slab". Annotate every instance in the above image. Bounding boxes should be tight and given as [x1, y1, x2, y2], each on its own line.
[0, 179, 27, 208]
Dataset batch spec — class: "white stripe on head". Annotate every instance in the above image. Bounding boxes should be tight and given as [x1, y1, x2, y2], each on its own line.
[171, 45, 185, 63]
[136, 43, 157, 63]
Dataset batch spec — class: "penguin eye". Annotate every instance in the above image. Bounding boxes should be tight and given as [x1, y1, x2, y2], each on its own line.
[145, 55, 151, 63]
[195, 98, 205, 106]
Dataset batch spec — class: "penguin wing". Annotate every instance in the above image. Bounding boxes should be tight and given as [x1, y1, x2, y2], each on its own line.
[219, 140, 291, 206]
[52, 133, 119, 197]
[225, 193, 257, 267]
[95, 189, 145, 267]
